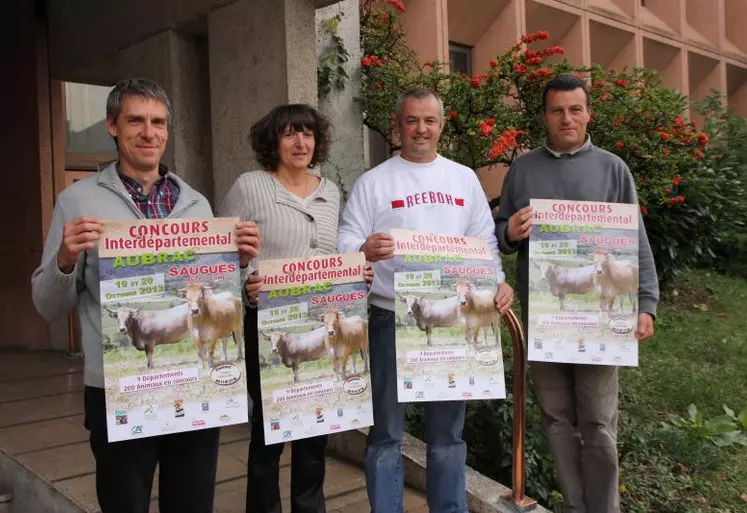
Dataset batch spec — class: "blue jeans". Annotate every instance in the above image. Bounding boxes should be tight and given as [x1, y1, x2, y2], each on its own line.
[364, 305, 468, 513]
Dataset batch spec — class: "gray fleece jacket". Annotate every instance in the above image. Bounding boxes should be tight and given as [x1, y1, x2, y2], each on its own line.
[31, 162, 213, 388]
[495, 140, 660, 318]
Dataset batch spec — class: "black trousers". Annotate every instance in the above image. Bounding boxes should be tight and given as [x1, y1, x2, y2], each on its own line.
[245, 308, 328, 513]
[84, 386, 220, 513]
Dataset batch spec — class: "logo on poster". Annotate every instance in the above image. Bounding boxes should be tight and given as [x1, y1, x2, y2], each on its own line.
[219, 414, 231, 422]
[343, 376, 367, 396]
[131, 425, 144, 436]
[270, 419, 280, 431]
[201, 401, 210, 412]
[143, 405, 157, 420]
[315, 408, 324, 423]
[115, 410, 128, 425]
[403, 377, 413, 390]
[174, 400, 185, 418]
[210, 363, 242, 386]
[475, 348, 499, 366]
[447, 373, 457, 388]
[609, 317, 634, 334]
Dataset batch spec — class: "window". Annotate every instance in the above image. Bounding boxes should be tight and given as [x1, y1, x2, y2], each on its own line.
[449, 42, 473, 75]
[64, 81, 117, 170]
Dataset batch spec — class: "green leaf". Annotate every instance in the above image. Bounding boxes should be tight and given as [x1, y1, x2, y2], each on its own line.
[739, 407, 747, 429]
[687, 404, 699, 423]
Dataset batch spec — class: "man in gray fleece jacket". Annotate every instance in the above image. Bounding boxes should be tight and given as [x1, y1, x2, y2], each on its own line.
[495, 75, 659, 513]
[31, 78, 259, 513]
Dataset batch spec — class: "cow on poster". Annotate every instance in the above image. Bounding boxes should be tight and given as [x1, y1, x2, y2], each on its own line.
[392, 229, 506, 403]
[98, 218, 248, 442]
[528, 199, 640, 366]
[257, 252, 374, 445]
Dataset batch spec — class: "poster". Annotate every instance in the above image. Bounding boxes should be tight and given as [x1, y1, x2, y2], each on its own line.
[257, 252, 373, 445]
[392, 229, 506, 402]
[527, 199, 640, 366]
[98, 218, 248, 442]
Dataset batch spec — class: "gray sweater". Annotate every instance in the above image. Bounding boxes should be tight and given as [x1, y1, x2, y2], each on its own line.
[495, 142, 659, 318]
[31, 162, 213, 388]
[219, 170, 340, 272]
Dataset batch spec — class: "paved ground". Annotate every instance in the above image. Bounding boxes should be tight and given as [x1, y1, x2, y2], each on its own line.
[0, 350, 427, 512]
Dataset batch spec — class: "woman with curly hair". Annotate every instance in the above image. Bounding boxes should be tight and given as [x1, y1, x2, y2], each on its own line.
[220, 103, 371, 513]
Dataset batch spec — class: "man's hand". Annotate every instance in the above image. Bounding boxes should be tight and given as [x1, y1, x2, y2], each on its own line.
[494, 283, 515, 316]
[236, 221, 261, 269]
[507, 206, 533, 243]
[361, 233, 395, 262]
[245, 273, 264, 306]
[635, 312, 655, 341]
[57, 216, 102, 273]
[364, 261, 374, 291]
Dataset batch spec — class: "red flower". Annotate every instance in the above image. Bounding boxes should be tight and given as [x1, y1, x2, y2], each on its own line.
[488, 129, 524, 159]
[537, 30, 549, 40]
[614, 141, 625, 149]
[662, 147, 669, 157]
[424, 61, 433, 68]
[677, 195, 685, 204]
[449, 110, 457, 120]
[669, 197, 677, 206]
[664, 187, 671, 195]
[361, 57, 372, 67]
[694, 149, 704, 160]
[672, 176, 682, 186]
[478, 122, 493, 137]
[471, 78, 481, 88]
[513, 64, 527, 75]
[660, 132, 671, 141]
[376, 82, 383, 89]
[697, 132, 710, 147]
[640, 206, 649, 216]
[616, 78, 629, 87]
[527, 56, 542, 66]
[487, 118, 496, 126]
[385, 0, 406, 11]
[524, 50, 537, 58]
[490, 59, 498, 68]
[674, 116, 685, 127]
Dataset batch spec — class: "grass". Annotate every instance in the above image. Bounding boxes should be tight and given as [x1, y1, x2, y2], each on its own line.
[618, 269, 747, 513]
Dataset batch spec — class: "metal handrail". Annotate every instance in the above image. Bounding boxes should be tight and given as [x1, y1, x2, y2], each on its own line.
[501, 309, 538, 511]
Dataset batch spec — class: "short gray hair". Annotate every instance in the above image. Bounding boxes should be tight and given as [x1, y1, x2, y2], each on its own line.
[395, 87, 444, 129]
[106, 78, 172, 123]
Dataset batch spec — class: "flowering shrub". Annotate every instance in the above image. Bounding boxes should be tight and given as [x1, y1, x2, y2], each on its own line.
[357, 0, 747, 282]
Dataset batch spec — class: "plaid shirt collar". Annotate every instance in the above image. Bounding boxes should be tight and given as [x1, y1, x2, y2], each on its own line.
[116, 163, 180, 219]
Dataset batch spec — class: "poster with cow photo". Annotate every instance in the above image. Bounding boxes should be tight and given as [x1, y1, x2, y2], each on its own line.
[98, 217, 248, 442]
[527, 199, 640, 366]
[392, 229, 506, 403]
[256, 252, 373, 445]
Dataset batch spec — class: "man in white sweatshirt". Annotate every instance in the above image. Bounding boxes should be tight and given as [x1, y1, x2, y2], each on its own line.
[338, 87, 514, 513]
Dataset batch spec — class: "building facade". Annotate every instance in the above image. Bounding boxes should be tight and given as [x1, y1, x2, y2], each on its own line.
[397, 0, 747, 198]
[5, 0, 365, 351]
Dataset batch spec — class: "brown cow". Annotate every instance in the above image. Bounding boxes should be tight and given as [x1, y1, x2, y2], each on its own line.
[176, 283, 243, 368]
[321, 310, 369, 379]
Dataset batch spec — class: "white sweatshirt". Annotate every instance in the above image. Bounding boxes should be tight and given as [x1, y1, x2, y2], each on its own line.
[338, 154, 505, 311]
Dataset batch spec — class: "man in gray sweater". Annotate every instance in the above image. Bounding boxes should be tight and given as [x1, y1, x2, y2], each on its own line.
[495, 74, 659, 513]
[31, 78, 259, 513]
